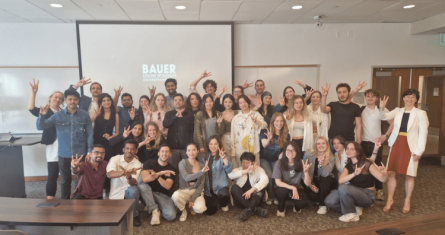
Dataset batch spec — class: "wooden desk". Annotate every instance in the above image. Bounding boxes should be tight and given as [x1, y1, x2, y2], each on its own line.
[302, 211, 445, 235]
[0, 137, 41, 197]
[0, 197, 135, 235]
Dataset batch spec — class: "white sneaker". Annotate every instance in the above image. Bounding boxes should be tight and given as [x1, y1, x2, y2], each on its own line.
[221, 206, 229, 212]
[277, 210, 285, 217]
[150, 209, 160, 226]
[190, 209, 197, 215]
[317, 206, 328, 215]
[265, 199, 273, 205]
[356, 206, 363, 216]
[339, 213, 359, 222]
[273, 199, 279, 205]
[179, 210, 187, 222]
[293, 207, 301, 213]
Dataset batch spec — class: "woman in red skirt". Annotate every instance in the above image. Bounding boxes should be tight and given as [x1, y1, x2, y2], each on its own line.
[378, 89, 429, 214]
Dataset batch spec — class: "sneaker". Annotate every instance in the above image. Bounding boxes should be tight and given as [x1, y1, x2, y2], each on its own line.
[273, 199, 279, 205]
[190, 209, 197, 215]
[150, 209, 160, 226]
[133, 216, 142, 227]
[293, 207, 302, 213]
[356, 206, 363, 216]
[317, 206, 328, 215]
[376, 190, 384, 201]
[265, 199, 273, 206]
[179, 210, 188, 222]
[339, 213, 359, 222]
[253, 206, 268, 218]
[221, 206, 229, 212]
[277, 210, 285, 217]
[239, 208, 254, 222]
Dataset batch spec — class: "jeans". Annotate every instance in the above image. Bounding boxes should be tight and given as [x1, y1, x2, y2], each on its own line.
[58, 156, 72, 199]
[304, 176, 337, 206]
[204, 187, 230, 215]
[275, 187, 308, 212]
[47, 161, 59, 197]
[169, 149, 186, 171]
[138, 178, 177, 221]
[231, 184, 264, 211]
[325, 184, 375, 214]
[124, 185, 140, 217]
[361, 141, 383, 190]
[260, 159, 276, 200]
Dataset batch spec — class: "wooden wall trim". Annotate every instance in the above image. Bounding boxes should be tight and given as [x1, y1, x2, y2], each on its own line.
[25, 176, 74, 182]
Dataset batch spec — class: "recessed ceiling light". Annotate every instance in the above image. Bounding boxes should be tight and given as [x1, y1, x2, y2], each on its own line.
[50, 4, 63, 8]
[403, 5, 415, 9]
[292, 5, 303, 10]
[175, 6, 186, 10]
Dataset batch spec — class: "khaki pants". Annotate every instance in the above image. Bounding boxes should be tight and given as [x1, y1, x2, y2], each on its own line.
[171, 188, 207, 214]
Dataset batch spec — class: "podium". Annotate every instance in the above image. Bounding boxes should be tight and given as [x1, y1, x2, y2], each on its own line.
[0, 137, 41, 197]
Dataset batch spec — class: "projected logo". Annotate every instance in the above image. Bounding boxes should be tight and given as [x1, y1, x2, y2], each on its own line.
[142, 64, 176, 82]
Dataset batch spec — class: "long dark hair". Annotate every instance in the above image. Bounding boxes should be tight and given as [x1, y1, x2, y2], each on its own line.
[259, 91, 273, 117]
[206, 135, 223, 160]
[283, 86, 295, 104]
[280, 141, 303, 172]
[202, 94, 216, 119]
[185, 92, 202, 111]
[222, 94, 236, 110]
[98, 93, 116, 114]
[129, 122, 144, 140]
[137, 95, 150, 124]
[346, 142, 367, 167]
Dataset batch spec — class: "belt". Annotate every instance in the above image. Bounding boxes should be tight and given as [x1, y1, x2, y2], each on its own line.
[398, 132, 407, 136]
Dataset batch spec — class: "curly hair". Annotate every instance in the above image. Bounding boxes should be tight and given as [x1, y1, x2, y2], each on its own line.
[203, 79, 217, 91]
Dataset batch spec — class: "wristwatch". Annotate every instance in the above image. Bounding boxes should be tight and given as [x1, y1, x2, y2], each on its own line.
[385, 134, 389, 139]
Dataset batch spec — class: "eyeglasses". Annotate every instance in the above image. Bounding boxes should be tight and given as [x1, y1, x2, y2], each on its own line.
[93, 151, 105, 155]
[285, 149, 295, 153]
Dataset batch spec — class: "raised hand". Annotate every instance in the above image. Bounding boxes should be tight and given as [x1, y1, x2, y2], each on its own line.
[285, 109, 292, 121]
[293, 79, 305, 88]
[241, 80, 253, 89]
[71, 154, 84, 168]
[354, 164, 365, 176]
[29, 78, 39, 94]
[217, 114, 224, 126]
[94, 104, 103, 116]
[218, 85, 228, 98]
[249, 113, 258, 123]
[199, 69, 212, 79]
[123, 125, 132, 139]
[321, 83, 330, 97]
[114, 86, 123, 98]
[142, 104, 151, 115]
[201, 160, 210, 173]
[128, 107, 136, 120]
[355, 81, 367, 92]
[373, 162, 387, 174]
[305, 88, 314, 99]
[39, 105, 49, 115]
[317, 152, 326, 166]
[379, 96, 389, 110]
[218, 147, 227, 159]
[302, 159, 312, 173]
[75, 76, 92, 89]
[148, 86, 156, 97]
[265, 127, 273, 141]
[278, 96, 285, 106]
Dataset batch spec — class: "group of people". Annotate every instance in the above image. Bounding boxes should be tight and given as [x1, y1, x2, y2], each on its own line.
[28, 70, 429, 227]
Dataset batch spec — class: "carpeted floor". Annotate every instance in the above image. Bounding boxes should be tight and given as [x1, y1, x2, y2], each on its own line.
[25, 159, 445, 234]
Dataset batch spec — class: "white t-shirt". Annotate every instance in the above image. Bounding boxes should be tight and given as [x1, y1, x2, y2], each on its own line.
[361, 106, 388, 142]
[107, 154, 142, 199]
[46, 107, 60, 162]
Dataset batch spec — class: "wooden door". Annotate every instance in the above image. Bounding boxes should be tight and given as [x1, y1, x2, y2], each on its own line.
[425, 76, 445, 155]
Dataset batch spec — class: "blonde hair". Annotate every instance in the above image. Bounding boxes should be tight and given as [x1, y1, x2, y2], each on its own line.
[47, 91, 64, 110]
[269, 113, 289, 148]
[288, 95, 309, 119]
[308, 136, 333, 166]
[145, 122, 162, 150]
[149, 93, 171, 112]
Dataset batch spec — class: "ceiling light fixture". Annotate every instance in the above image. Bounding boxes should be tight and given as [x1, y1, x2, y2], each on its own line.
[403, 5, 415, 9]
[292, 5, 303, 10]
[50, 4, 63, 8]
[175, 6, 186, 10]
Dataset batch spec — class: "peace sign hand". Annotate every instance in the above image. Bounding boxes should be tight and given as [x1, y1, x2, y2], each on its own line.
[148, 86, 156, 97]
[242, 80, 253, 89]
[293, 79, 305, 88]
[143, 133, 156, 145]
[379, 96, 389, 110]
[122, 125, 132, 138]
[94, 104, 103, 116]
[317, 152, 326, 165]
[199, 69, 212, 79]
[355, 81, 367, 92]
[321, 83, 330, 96]
[40, 104, 49, 115]
[71, 154, 84, 168]
[302, 159, 312, 173]
[218, 147, 227, 159]
[128, 107, 136, 120]
[201, 160, 210, 173]
[29, 78, 39, 94]
[218, 85, 228, 98]
[285, 109, 292, 121]
[114, 86, 123, 98]
[249, 113, 258, 123]
[142, 104, 151, 115]
[373, 162, 387, 175]
[306, 88, 314, 98]
[354, 164, 365, 176]
[265, 127, 273, 141]
[278, 96, 285, 106]
[75, 76, 92, 88]
[217, 114, 224, 126]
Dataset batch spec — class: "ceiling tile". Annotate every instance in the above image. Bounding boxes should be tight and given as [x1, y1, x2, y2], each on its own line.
[201, 1, 242, 12]
[26, 0, 93, 22]
[0, 9, 28, 22]
[159, 1, 201, 13]
[298, 0, 366, 20]
[0, 0, 63, 22]
[262, 0, 323, 24]
[116, 1, 165, 20]
[71, 0, 130, 20]
[163, 12, 199, 20]
[381, 1, 439, 12]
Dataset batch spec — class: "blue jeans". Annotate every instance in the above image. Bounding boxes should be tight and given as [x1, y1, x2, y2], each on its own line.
[325, 185, 375, 214]
[138, 177, 176, 221]
[124, 185, 140, 217]
[260, 159, 276, 200]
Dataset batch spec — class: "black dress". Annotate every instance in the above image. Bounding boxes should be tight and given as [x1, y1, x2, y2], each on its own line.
[94, 113, 116, 162]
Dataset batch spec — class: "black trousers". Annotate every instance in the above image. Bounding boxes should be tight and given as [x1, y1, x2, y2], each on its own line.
[275, 187, 308, 212]
[304, 176, 337, 206]
[46, 161, 59, 197]
[231, 185, 264, 211]
[72, 194, 103, 200]
[58, 156, 72, 199]
[204, 187, 230, 215]
[361, 141, 383, 190]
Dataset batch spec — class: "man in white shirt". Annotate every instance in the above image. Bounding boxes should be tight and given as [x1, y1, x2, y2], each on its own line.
[107, 139, 143, 227]
[360, 89, 394, 201]
[228, 152, 269, 222]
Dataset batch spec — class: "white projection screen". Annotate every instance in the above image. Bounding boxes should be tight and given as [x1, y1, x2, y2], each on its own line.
[76, 21, 233, 104]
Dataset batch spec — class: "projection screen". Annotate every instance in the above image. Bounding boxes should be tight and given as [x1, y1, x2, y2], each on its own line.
[76, 21, 233, 104]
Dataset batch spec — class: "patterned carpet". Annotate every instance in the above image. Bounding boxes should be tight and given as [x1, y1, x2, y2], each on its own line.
[24, 159, 445, 235]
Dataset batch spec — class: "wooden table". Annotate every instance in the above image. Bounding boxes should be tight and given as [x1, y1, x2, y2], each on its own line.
[0, 137, 41, 198]
[302, 211, 445, 235]
[0, 197, 135, 235]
